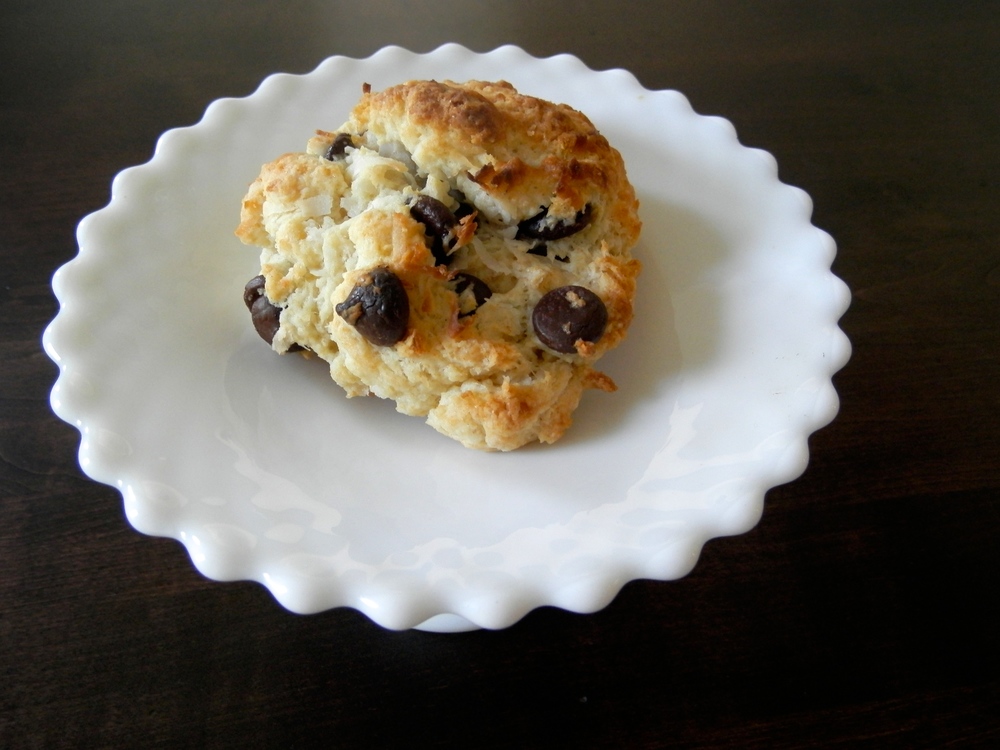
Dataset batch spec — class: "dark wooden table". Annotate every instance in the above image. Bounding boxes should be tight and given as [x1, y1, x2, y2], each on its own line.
[3, 2, 998, 747]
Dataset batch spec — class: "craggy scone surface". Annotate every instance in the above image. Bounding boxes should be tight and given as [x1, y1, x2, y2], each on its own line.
[236, 80, 641, 451]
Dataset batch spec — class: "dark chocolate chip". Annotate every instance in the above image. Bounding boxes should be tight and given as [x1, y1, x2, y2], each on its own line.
[249, 296, 281, 345]
[409, 195, 458, 265]
[335, 267, 409, 346]
[324, 133, 355, 160]
[451, 272, 493, 317]
[244, 274, 266, 309]
[525, 243, 568, 261]
[516, 204, 593, 242]
[243, 275, 280, 344]
[532, 285, 608, 353]
[449, 190, 478, 221]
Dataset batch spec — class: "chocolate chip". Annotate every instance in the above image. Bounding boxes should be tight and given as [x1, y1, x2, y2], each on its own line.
[244, 274, 266, 309]
[244, 275, 280, 344]
[335, 267, 409, 346]
[453, 201, 477, 221]
[516, 204, 593, 242]
[532, 285, 608, 353]
[324, 133, 355, 160]
[248, 297, 281, 345]
[523, 242, 569, 262]
[451, 272, 492, 317]
[409, 195, 458, 265]
[449, 190, 478, 221]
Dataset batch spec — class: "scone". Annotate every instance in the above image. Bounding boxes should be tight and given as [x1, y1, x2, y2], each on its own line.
[236, 80, 641, 451]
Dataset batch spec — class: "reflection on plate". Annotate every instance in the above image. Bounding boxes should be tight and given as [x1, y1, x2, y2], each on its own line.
[43, 44, 850, 632]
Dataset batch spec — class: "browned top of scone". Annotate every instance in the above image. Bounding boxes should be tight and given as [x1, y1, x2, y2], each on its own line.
[345, 80, 640, 228]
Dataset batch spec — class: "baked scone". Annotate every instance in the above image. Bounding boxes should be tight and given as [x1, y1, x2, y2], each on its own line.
[236, 80, 641, 451]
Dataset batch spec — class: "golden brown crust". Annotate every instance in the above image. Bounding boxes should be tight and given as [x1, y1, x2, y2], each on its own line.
[235, 80, 641, 450]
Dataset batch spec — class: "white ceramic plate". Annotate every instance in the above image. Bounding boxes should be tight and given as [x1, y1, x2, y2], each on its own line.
[44, 44, 850, 632]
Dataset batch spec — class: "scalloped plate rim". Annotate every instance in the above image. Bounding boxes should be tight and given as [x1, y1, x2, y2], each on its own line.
[43, 43, 851, 632]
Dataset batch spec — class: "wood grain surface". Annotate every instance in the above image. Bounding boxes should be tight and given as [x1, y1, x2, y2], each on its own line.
[2, 1, 998, 747]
